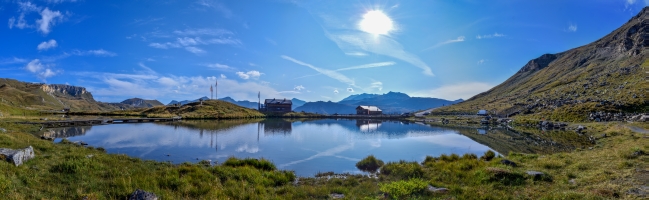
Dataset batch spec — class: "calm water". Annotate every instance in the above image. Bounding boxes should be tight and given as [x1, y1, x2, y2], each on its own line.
[46, 119, 528, 176]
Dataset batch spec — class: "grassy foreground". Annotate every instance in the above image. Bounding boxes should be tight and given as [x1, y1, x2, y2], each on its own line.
[0, 121, 647, 199]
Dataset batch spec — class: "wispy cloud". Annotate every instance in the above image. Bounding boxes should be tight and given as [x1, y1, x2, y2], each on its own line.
[206, 63, 235, 70]
[325, 31, 434, 76]
[477, 59, 486, 65]
[0, 57, 28, 65]
[173, 28, 232, 36]
[346, 88, 354, 92]
[424, 36, 465, 50]
[45, 0, 78, 4]
[337, 62, 396, 71]
[344, 52, 367, 56]
[566, 24, 577, 32]
[236, 70, 263, 80]
[37, 39, 57, 51]
[294, 85, 305, 91]
[72, 49, 117, 57]
[333, 89, 339, 94]
[281, 55, 357, 87]
[476, 32, 505, 39]
[185, 46, 205, 54]
[8, 2, 65, 34]
[195, 0, 233, 18]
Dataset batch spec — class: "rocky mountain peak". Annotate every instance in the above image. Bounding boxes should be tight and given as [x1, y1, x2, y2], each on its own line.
[517, 54, 559, 73]
[41, 84, 89, 97]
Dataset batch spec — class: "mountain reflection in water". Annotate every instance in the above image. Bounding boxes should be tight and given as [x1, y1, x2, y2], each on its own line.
[46, 119, 585, 176]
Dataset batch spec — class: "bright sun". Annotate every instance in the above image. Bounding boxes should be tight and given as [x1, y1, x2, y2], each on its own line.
[359, 10, 393, 35]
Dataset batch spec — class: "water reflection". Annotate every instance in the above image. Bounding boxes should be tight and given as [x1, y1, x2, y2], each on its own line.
[46, 119, 586, 176]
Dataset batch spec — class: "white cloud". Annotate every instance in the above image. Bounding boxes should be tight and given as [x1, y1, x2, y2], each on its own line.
[334, 89, 339, 94]
[25, 59, 59, 80]
[185, 46, 205, 54]
[235, 144, 259, 153]
[36, 8, 63, 35]
[72, 49, 117, 57]
[157, 77, 179, 87]
[220, 74, 227, 79]
[477, 59, 485, 65]
[0, 57, 28, 65]
[206, 63, 234, 70]
[344, 52, 367, 56]
[567, 24, 577, 32]
[325, 31, 434, 76]
[281, 55, 357, 87]
[18, 2, 41, 12]
[346, 88, 354, 92]
[37, 39, 57, 50]
[173, 28, 232, 36]
[476, 32, 505, 39]
[369, 81, 383, 91]
[337, 62, 395, 71]
[414, 82, 495, 100]
[294, 85, 305, 91]
[236, 70, 263, 80]
[177, 37, 200, 46]
[45, 0, 78, 3]
[425, 36, 465, 50]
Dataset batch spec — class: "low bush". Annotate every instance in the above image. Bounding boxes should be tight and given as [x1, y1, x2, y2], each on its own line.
[222, 157, 276, 171]
[379, 179, 428, 199]
[381, 161, 424, 179]
[355, 155, 384, 172]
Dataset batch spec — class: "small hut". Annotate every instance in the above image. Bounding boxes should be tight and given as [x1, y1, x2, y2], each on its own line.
[356, 106, 382, 115]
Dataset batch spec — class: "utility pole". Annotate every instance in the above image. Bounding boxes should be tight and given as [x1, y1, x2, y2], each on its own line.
[215, 79, 218, 100]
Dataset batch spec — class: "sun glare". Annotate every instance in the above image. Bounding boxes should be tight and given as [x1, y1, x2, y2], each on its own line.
[359, 10, 393, 35]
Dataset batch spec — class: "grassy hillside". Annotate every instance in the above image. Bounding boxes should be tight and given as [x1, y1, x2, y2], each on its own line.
[0, 78, 121, 113]
[435, 8, 649, 121]
[107, 100, 265, 119]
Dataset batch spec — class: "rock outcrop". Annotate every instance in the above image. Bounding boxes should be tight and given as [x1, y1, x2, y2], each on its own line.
[0, 146, 35, 166]
[128, 189, 158, 200]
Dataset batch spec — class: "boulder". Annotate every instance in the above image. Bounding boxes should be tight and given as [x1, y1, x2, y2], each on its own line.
[0, 128, 6, 133]
[500, 159, 517, 167]
[427, 185, 449, 193]
[128, 189, 158, 200]
[0, 146, 35, 166]
[330, 193, 345, 199]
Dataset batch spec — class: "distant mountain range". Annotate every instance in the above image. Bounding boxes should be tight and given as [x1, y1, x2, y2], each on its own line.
[294, 92, 463, 114]
[166, 96, 307, 110]
[118, 98, 163, 108]
[168, 96, 210, 106]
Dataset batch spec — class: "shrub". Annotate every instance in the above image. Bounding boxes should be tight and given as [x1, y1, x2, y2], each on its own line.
[481, 150, 496, 161]
[481, 167, 526, 186]
[381, 161, 424, 179]
[462, 153, 478, 160]
[356, 155, 384, 172]
[222, 157, 276, 171]
[379, 179, 428, 199]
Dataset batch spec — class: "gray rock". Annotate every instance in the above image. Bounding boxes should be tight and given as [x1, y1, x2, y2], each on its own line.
[0, 146, 35, 166]
[627, 186, 648, 197]
[427, 185, 449, 193]
[128, 189, 158, 200]
[500, 159, 517, 167]
[330, 193, 345, 199]
[0, 128, 6, 133]
[569, 179, 576, 185]
[526, 171, 544, 177]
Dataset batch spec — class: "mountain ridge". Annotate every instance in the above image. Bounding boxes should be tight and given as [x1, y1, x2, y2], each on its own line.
[436, 7, 649, 120]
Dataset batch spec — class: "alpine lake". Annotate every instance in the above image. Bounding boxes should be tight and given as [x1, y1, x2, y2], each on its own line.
[40, 118, 589, 177]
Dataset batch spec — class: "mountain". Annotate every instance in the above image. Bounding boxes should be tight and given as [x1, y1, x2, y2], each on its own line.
[167, 96, 210, 106]
[119, 98, 163, 108]
[293, 101, 358, 115]
[294, 91, 462, 114]
[436, 8, 649, 120]
[291, 98, 306, 110]
[0, 78, 122, 113]
[219, 97, 259, 109]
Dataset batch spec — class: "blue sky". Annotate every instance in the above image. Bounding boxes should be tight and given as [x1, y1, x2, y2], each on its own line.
[0, 0, 646, 104]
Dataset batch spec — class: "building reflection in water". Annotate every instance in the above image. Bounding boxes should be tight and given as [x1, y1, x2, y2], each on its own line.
[356, 120, 382, 132]
[260, 119, 292, 135]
